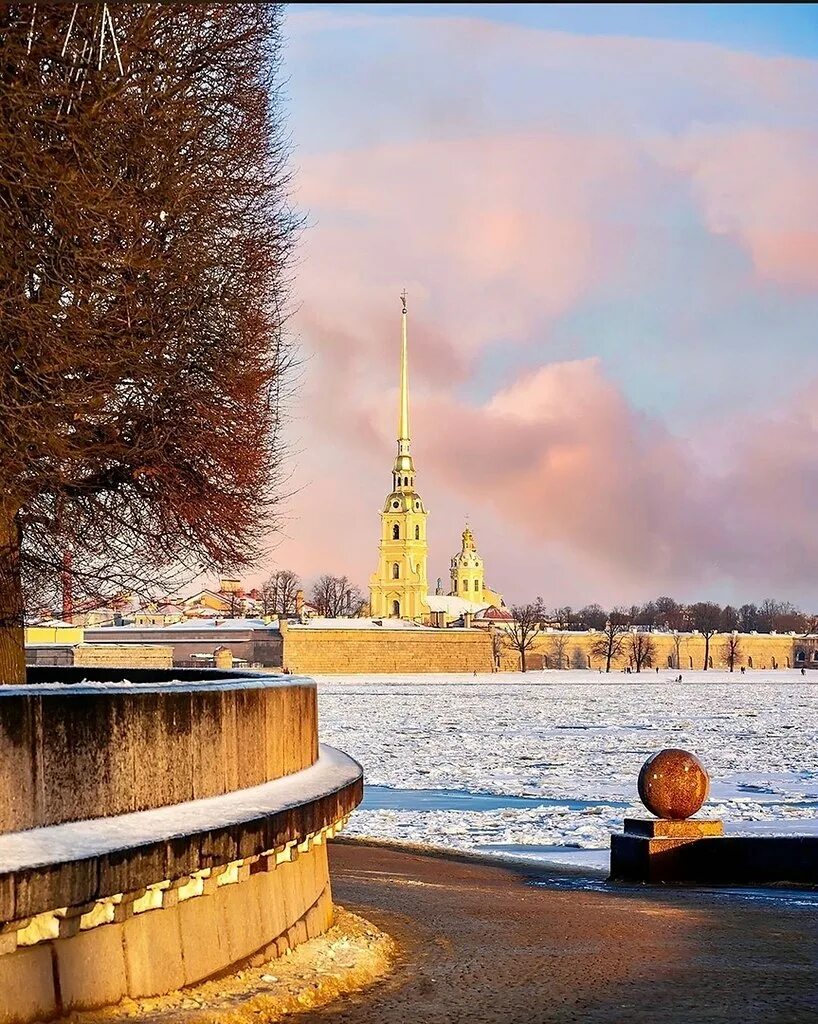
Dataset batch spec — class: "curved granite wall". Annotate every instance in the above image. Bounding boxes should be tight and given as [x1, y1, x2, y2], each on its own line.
[0, 671, 363, 1024]
[1, 671, 317, 831]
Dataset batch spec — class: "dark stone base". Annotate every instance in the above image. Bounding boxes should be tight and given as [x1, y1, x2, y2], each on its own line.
[611, 821, 818, 886]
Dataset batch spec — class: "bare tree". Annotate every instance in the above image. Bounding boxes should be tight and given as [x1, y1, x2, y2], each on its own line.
[759, 598, 780, 633]
[625, 630, 656, 673]
[226, 591, 247, 619]
[570, 646, 586, 669]
[547, 632, 569, 669]
[652, 596, 686, 631]
[550, 606, 574, 630]
[589, 609, 629, 673]
[310, 575, 365, 618]
[490, 627, 505, 671]
[720, 633, 742, 672]
[0, 4, 294, 681]
[505, 601, 544, 672]
[261, 569, 301, 617]
[689, 602, 722, 670]
[576, 603, 607, 629]
[670, 631, 685, 670]
[739, 603, 760, 632]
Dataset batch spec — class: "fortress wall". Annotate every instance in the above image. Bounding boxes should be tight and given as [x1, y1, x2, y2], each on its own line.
[73, 643, 174, 670]
[504, 631, 801, 672]
[281, 622, 494, 674]
[24, 643, 175, 670]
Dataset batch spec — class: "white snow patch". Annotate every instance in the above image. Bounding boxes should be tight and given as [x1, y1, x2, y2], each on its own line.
[0, 744, 361, 873]
[316, 671, 818, 855]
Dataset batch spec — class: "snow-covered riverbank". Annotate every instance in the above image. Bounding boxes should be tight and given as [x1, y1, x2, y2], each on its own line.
[317, 671, 818, 859]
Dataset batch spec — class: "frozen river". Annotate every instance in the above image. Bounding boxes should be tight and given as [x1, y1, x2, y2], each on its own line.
[317, 670, 818, 865]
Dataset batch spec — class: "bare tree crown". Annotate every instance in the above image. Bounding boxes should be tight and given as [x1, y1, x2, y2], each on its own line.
[0, 4, 295, 678]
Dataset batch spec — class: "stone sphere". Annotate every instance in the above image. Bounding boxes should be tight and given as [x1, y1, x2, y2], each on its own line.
[637, 748, 709, 820]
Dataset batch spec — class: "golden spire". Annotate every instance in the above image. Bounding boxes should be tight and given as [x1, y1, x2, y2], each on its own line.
[391, 289, 416, 489]
[398, 289, 409, 451]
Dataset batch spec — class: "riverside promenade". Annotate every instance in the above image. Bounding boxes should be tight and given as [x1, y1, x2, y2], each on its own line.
[313, 842, 818, 1024]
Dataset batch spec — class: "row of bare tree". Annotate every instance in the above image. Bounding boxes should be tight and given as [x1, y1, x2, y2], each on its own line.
[504, 599, 799, 673]
[547, 597, 814, 635]
[258, 571, 366, 619]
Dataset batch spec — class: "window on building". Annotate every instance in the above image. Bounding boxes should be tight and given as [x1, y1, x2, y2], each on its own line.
[392, 524, 400, 540]
[392, 563, 400, 579]
[453, 580, 457, 593]
[415, 526, 420, 540]
[392, 599, 400, 617]
[404, 476, 408, 486]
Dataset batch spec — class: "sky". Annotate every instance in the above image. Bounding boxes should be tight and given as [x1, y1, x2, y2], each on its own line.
[263, 3, 818, 609]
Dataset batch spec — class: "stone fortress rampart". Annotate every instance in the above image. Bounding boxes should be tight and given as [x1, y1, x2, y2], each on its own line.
[508, 629, 811, 672]
[279, 620, 494, 674]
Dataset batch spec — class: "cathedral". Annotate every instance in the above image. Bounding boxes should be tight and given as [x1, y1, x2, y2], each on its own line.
[368, 296, 504, 623]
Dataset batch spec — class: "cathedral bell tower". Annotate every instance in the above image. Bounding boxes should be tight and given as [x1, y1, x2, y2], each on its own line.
[450, 524, 485, 603]
[369, 294, 430, 620]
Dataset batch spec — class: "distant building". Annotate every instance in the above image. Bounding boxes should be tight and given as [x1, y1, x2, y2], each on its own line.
[368, 294, 430, 622]
[449, 524, 504, 609]
[83, 619, 283, 668]
[368, 296, 504, 626]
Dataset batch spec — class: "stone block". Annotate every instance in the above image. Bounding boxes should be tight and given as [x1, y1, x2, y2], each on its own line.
[179, 892, 230, 986]
[246, 870, 276, 944]
[0, 944, 57, 1024]
[56, 922, 127, 1011]
[123, 905, 184, 997]
[623, 817, 724, 838]
[291, 917, 308, 949]
[0, 699, 37, 834]
[14, 857, 98, 921]
[222, 877, 269, 964]
[610, 831, 818, 885]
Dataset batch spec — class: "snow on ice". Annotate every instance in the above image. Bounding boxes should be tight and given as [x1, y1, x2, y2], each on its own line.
[316, 670, 818, 858]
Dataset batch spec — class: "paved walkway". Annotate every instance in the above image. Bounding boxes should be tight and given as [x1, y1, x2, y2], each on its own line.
[300, 841, 818, 1024]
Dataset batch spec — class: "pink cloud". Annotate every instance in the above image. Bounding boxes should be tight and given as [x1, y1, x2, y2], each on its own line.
[656, 127, 818, 289]
[294, 131, 637, 362]
[412, 360, 715, 582]
[264, 10, 818, 605]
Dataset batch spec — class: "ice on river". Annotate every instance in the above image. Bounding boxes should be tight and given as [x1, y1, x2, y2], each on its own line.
[316, 670, 818, 857]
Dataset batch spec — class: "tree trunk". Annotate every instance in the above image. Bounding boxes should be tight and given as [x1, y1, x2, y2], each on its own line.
[0, 508, 26, 685]
[605, 647, 612, 673]
[520, 649, 527, 672]
[703, 635, 710, 670]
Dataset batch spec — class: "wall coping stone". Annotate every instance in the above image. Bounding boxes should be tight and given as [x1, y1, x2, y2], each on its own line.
[11, 667, 312, 694]
[0, 744, 361, 921]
